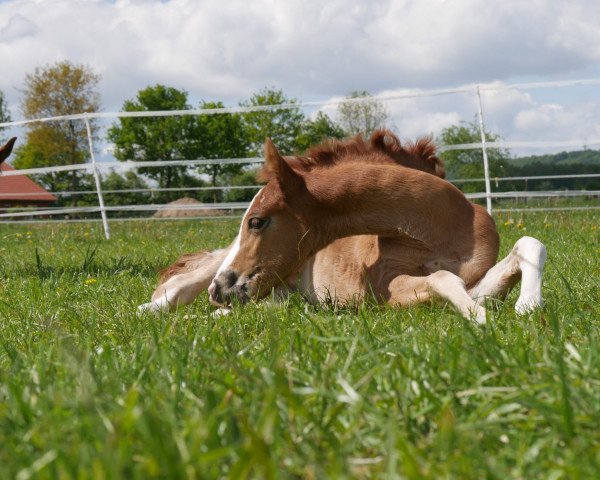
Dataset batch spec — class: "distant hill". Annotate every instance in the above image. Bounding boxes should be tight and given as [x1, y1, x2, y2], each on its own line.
[500, 149, 600, 191]
[509, 149, 600, 167]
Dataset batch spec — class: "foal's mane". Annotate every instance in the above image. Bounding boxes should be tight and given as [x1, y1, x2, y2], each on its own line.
[259, 130, 445, 181]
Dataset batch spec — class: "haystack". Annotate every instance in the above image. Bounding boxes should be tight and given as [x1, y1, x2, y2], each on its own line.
[153, 197, 225, 218]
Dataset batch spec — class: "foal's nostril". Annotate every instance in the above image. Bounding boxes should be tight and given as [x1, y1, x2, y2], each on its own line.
[223, 269, 238, 288]
[209, 270, 239, 305]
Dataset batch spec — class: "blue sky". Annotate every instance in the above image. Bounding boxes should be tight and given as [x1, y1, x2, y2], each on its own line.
[1, 0, 600, 154]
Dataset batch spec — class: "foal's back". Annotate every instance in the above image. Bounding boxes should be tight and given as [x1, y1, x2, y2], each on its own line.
[297, 158, 499, 304]
[304, 206, 498, 304]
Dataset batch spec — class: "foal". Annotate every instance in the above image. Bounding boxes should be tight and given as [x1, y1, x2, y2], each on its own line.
[140, 132, 546, 323]
[139, 131, 447, 314]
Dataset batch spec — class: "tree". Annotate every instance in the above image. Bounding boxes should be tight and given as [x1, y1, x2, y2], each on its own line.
[107, 85, 199, 202]
[223, 169, 261, 203]
[336, 90, 389, 137]
[193, 100, 249, 201]
[240, 88, 306, 155]
[295, 112, 347, 153]
[437, 121, 510, 192]
[101, 170, 150, 210]
[0, 89, 11, 141]
[13, 61, 100, 205]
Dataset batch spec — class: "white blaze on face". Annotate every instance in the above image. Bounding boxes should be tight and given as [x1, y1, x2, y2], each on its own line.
[214, 188, 264, 278]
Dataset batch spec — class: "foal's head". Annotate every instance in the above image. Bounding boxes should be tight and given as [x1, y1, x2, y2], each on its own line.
[208, 139, 313, 305]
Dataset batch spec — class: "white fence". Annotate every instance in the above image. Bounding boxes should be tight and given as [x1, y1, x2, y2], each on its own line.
[1, 79, 599, 239]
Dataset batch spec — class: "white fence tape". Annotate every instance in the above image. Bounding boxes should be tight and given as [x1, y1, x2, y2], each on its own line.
[1, 190, 597, 220]
[0, 157, 264, 177]
[1, 77, 599, 236]
[1, 142, 598, 179]
[0, 202, 250, 219]
[2, 173, 597, 198]
[465, 190, 600, 200]
[0, 184, 261, 198]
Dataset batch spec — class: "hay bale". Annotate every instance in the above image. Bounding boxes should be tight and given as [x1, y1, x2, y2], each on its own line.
[153, 197, 225, 218]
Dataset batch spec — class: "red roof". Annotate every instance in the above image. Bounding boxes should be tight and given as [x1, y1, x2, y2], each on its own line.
[0, 163, 58, 203]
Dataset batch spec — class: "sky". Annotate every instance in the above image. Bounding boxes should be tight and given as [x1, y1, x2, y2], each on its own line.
[2, 0, 600, 155]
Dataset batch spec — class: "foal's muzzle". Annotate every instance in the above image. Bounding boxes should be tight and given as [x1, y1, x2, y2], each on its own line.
[209, 269, 250, 306]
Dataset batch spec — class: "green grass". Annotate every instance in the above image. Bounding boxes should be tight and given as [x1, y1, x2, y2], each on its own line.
[0, 211, 599, 479]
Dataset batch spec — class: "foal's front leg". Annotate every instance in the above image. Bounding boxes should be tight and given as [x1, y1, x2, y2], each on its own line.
[387, 271, 487, 324]
[138, 247, 230, 314]
[469, 236, 547, 314]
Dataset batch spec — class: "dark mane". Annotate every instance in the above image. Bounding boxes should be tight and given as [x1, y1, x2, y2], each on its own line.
[259, 130, 445, 182]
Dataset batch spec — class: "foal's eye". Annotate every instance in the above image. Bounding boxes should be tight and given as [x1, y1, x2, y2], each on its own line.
[248, 217, 268, 230]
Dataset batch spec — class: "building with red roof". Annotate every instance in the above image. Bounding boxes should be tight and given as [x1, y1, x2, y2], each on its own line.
[0, 162, 58, 208]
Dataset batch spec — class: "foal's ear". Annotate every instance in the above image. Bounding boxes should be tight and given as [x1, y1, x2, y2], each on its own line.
[262, 138, 304, 194]
[0, 137, 17, 164]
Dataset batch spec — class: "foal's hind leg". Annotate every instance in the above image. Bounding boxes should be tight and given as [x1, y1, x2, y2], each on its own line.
[387, 271, 487, 324]
[138, 247, 229, 314]
[469, 236, 547, 314]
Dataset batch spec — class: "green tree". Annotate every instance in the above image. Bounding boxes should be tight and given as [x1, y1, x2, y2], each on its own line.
[13, 61, 100, 205]
[223, 169, 261, 203]
[101, 170, 150, 210]
[107, 85, 199, 202]
[240, 88, 306, 155]
[336, 90, 389, 137]
[0, 89, 11, 141]
[437, 121, 510, 192]
[194, 100, 249, 201]
[295, 112, 347, 153]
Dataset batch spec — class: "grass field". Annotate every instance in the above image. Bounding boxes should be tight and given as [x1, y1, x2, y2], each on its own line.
[0, 210, 599, 479]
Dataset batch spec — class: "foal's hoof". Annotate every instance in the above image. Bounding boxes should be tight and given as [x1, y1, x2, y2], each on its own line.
[467, 306, 487, 325]
[515, 295, 544, 315]
[137, 302, 156, 316]
[211, 307, 232, 318]
[137, 299, 167, 316]
[473, 306, 487, 325]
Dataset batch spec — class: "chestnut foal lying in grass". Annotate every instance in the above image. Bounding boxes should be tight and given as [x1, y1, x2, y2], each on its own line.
[139, 131, 546, 323]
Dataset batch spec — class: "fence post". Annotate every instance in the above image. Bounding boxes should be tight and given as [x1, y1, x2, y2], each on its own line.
[475, 86, 493, 215]
[84, 113, 111, 239]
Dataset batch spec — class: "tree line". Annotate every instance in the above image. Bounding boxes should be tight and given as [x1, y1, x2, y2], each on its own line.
[1, 61, 597, 212]
[438, 122, 600, 193]
[0, 61, 389, 209]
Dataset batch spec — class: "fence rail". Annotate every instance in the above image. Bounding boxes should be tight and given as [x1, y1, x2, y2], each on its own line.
[2, 189, 597, 220]
[1, 78, 599, 238]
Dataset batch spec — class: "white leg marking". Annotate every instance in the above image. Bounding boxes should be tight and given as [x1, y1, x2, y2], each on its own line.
[429, 270, 487, 324]
[469, 236, 547, 316]
[469, 253, 516, 305]
[137, 291, 172, 315]
[514, 236, 547, 314]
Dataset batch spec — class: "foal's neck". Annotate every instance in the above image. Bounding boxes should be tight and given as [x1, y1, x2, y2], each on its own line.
[303, 163, 473, 247]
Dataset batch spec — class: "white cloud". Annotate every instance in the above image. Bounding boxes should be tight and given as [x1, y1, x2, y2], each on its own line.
[1, 0, 600, 154]
[0, 13, 39, 41]
[514, 105, 565, 133]
[513, 101, 600, 142]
